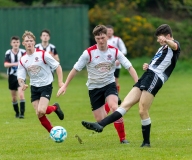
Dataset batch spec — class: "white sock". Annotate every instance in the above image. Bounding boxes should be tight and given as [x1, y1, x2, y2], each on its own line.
[141, 118, 151, 126]
[116, 107, 126, 116]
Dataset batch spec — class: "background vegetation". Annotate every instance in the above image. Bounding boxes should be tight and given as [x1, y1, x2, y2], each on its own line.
[0, 1, 192, 158]
[2, 0, 191, 59]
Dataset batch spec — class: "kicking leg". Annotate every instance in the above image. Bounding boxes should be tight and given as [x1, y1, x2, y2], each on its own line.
[82, 87, 141, 132]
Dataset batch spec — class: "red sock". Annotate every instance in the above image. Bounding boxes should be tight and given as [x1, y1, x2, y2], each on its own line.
[114, 118, 126, 142]
[39, 115, 53, 132]
[104, 103, 110, 114]
[117, 85, 120, 93]
[46, 105, 56, 114]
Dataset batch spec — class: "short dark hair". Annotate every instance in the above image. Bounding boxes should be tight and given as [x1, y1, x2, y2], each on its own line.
[155, 24, 173, 37]
[10, 36, 20, 42]
[105, 25, 113, 29]
[92, 25, 107, 36]
[40, 29, 51, 36]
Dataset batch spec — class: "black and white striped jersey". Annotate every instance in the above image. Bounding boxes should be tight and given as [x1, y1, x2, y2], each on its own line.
[35, 43, 58, 55]
[4, 49, 26, 76]
[148, 40, 180, 83]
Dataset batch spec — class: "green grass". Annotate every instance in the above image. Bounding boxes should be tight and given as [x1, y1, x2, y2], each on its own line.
[0, 70, 192, 160]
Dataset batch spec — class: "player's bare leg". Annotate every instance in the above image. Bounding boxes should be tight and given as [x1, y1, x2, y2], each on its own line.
[32, 98, 53, 132]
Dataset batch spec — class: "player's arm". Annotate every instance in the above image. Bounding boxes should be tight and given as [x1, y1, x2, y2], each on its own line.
[158, 35, 178, 50]
[55, 65, 64, 88]
[18, 78, 28, 91]
[127, 66, 138, 83]
[57, 50, 89, 97]
[165, 39, 178, 50]
[4, 53, 18, 68]
[57, 68, 78, 97]
[44, 52, 64, 87]
[117, 51, 138, 83]
[53, 54, 60, 62]
[52, 48, 60, 62]
[4, 62, 18, 68]
[17, 61, 28, 91]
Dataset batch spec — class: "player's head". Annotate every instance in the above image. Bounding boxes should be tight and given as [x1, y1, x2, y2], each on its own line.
[106, 25, 114, 38]
[40, 29, 51, 42]
[155, 24, 173, 37]
[93, 25, 107, 36]
[10, 36, 20, 49]
[22, 31, 36, 50]
[93, 25, 108, 50]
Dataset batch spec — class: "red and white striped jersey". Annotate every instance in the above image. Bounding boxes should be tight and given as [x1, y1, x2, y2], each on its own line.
[17, 49, 59, 87]
[107, 36, 127, 69]
[74, 44, 132, 90]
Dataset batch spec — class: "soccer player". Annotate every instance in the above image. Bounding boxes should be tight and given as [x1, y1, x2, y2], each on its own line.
[35, 29, 60, 62]
[57, 25, 138, 144]
[17, 31, 64, 133]
[81, 24, 181, 147]
[4, 36, 26, 118]
[106, 25, 127, 105]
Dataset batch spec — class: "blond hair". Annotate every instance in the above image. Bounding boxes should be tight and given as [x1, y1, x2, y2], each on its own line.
[22, 31, 36, 41]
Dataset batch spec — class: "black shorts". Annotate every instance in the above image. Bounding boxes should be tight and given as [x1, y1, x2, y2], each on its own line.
[30, 83, 53, 102]
[114, 68, 120, 78]
[134, 69, 163, 96]
[8, 74, 19, 90]
[89, 82, 118, 111]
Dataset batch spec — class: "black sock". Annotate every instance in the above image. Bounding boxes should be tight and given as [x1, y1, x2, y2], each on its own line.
[13, 102, 19, 114]
[98, 111, 122, 127]
[20, 101, 25, 115]
[142, 124, 151, 144]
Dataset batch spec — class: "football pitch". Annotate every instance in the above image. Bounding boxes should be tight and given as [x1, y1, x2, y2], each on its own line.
[0, 70, 192, 160]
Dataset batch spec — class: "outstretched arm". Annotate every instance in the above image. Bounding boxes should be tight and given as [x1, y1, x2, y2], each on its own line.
[55, 65, 64, 88]
[57, 68, 78, 97]
[158, 35, 178, 50]
[127, 66, 138, 83]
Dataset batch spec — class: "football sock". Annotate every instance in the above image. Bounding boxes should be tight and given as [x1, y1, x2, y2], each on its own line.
[20, 100, 25, 115]
[114, 118, 126, 141]
[13, 101, 19, 114]
[104, 103, 110, 114]
[46, 105, 57, 114]
[141, 118, 151, 144]
[98, 107, 126, 127]
[39, 115, 53, 132]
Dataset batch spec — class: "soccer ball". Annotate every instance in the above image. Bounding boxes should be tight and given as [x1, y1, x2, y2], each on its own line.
[50, 126, 67, 143]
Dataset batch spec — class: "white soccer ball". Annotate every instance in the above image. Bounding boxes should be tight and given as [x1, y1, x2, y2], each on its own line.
[50, 126, 67, 143]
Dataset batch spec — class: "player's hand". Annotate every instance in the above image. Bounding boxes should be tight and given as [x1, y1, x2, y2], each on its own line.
[157, 35, 167, 44]
[58, 82, 64, 88]
[22, 84, 28, 91]
[14, 62, 18, 66]
[57, 84, 67, 97]
[143, 63, 149, 71]
[115, 60, 120, 66]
